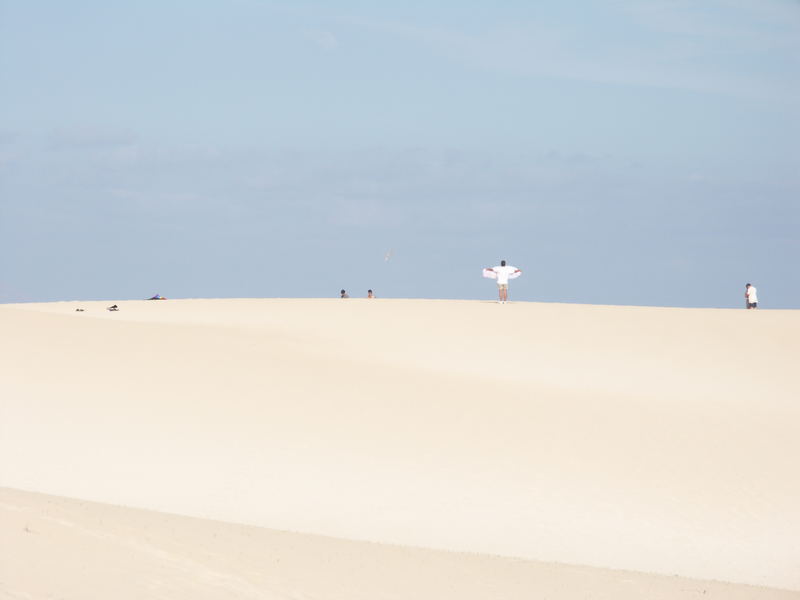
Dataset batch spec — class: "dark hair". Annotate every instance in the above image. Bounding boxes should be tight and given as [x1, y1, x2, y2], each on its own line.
[746, 283, 751, 287]
[340, 289, 346, 294]
[368, 289, 373, 293]
[501, 260, 506, 266]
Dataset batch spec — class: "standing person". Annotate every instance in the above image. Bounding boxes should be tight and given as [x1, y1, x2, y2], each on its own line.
[484, 260, 521, 303]
[340, 289, 349, 298]
[745, 283, 758, 309]
[367, 290, 375, 299]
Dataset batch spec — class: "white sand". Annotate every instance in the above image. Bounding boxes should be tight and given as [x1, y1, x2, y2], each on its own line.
[3, 486, 798, 600]
[1, 298, 799, 597]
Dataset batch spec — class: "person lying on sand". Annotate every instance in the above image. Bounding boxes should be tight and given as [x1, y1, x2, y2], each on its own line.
[107, 305, 119, 312]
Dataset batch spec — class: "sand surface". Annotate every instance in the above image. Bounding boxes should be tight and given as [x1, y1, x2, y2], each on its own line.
[3, 486, 798, 600]
[1, 298, 799, 597]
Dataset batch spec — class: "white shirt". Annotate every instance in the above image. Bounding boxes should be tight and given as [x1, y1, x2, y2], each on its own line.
[493, 265, 518, 285]
[747, 286, 758, 303]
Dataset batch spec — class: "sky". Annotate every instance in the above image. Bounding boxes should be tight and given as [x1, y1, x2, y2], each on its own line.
[1, 0, 798, 307]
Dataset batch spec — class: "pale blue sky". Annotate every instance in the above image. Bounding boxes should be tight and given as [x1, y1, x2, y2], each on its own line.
[1, 0, 798, 307]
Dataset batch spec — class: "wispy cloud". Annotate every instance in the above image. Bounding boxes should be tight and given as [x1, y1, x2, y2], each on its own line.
[305, 29, 339, 51]
[47, 127, 137, 150]
[0, 130, 20, 144]
[620, 0, 800, 41]
[339, 2, 800, 102]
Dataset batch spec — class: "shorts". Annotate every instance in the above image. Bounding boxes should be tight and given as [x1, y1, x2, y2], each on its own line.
[497, 283, 508, 290]
[748, 302, 757, 308]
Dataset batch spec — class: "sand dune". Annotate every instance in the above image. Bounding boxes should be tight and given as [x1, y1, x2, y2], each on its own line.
[3, 487, 798, 600]
[1, 298, 799, 596]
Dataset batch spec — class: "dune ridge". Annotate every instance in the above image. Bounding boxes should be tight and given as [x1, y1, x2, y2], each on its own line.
[1, 298, 799, 594]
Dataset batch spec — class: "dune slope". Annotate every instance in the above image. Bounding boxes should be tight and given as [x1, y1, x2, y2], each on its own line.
[3, 486, 799, 600]
[1, 298, 799, 592]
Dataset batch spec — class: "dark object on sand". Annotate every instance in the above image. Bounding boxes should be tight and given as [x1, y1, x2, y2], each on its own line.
[107, 305, 119, 311]
[148, 294, 167, 300]
[75, 308, 85, 312]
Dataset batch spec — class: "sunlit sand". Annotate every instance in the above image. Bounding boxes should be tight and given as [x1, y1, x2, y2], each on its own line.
[2, 298, 798, 598]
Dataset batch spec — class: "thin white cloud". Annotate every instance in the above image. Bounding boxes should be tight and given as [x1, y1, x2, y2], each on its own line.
[47, 127, 137, 150]
[339, 2, 799, 102]
[306, 29, 339, 51]
[0, 130, 20, 144]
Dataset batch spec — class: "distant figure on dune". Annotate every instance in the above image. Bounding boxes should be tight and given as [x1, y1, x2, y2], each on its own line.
[745, 283, 758, 309]
[367, 290, 375, 299]
[483, 260, 521, 304]
[340, 289, 349, 299]
[147, 294, 167, 300]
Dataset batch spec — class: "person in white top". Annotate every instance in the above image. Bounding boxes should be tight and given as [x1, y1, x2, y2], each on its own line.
[486, 260, 521, 303]
[745, 283, 758, 309]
